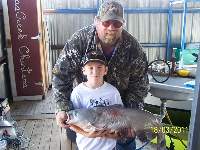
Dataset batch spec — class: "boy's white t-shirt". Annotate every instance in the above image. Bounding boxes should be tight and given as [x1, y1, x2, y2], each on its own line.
[70, 82, 123, 150]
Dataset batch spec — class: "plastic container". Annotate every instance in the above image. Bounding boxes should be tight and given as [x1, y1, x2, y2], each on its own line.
[176, 48, 199, 65]
[176, 69, 190, 77]
[184, 80, 195, 89]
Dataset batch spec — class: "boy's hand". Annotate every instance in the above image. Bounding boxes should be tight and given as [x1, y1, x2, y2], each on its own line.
[56, 111, 69, 128]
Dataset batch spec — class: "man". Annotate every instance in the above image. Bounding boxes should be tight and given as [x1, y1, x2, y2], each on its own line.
[53, 1, 149, 149]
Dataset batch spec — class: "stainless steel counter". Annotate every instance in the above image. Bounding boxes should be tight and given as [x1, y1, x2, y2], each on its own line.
[149, 76, 194, 101]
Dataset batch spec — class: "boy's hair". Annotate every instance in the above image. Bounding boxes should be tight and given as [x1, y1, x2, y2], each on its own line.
[82, 51, 107, 66]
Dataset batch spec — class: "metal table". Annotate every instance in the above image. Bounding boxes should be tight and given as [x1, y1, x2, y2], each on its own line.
[149, 76, 194, 102]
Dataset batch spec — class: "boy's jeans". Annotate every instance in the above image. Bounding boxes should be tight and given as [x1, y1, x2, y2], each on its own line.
[116, 138, 136, 150]
[66, 128, 76, 143]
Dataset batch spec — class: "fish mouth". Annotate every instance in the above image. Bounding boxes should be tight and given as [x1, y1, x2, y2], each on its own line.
[65, 112, 71, 124]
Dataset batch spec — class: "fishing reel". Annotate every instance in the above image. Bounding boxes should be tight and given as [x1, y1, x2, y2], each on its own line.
[0, 99, 21, 150]
[0, 99, 30, 150]
[0, 120, 21, 149]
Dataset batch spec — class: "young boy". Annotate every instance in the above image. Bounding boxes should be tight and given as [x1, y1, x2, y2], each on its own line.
[69, 51, 123, 150]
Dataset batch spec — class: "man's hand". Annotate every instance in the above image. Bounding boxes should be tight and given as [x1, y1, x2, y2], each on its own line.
[102, 128, 135, 139]
[117, 128, 135, 138]
[56, 111, 69, 128]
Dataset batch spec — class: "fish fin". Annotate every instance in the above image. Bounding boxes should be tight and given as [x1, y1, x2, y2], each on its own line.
[136, 129, 156, 143]
[87, 122, 105, 131]
[83, 122, 100, 132]
[153, 113, 162, 123]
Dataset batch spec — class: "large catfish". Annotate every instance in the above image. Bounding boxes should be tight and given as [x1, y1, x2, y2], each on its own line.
[66, 105, 166, 149]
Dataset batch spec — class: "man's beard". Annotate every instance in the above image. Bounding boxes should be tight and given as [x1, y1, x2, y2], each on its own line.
[102, 36, 117, 45]
[102, 34, 118, 46]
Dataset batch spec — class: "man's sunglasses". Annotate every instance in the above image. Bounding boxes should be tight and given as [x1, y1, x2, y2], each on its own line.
[101, 20, 123, 28]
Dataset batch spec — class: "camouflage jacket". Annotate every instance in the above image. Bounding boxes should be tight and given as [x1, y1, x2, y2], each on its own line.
[52, 25, 149, 112]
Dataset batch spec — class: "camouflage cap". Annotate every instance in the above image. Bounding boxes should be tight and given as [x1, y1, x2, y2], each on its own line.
[97, 1, 124, 23]
[82, 51, 107, 66]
